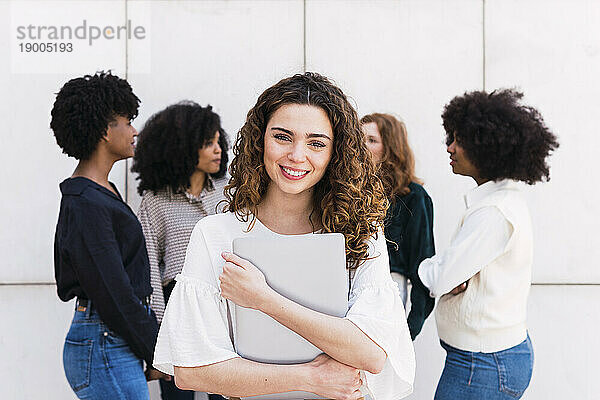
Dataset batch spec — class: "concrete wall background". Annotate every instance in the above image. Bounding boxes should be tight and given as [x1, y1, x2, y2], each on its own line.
[1, 0, 598, 399]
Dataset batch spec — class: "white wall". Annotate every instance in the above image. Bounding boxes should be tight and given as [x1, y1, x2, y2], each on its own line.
[1, 1, 598, 399]
[485, 0, 600, 284]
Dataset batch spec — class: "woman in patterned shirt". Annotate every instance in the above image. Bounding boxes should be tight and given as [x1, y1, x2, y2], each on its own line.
[132, 101, 229, 400]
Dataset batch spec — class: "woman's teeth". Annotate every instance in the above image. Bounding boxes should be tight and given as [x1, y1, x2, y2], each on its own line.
[282, 167, 308, 177]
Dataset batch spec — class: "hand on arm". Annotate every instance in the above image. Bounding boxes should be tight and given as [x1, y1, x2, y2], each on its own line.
[418, 206, 513, 298]
[219, 252, 386, 374]
[449, 281, 468, 295]
[174, 354, 363, 399]
[145, 367, 171, 382]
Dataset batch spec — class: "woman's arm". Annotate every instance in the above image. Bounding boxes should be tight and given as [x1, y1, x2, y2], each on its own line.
[67, 198, 159, 365]
[174, 354, 363, 400]
[418, 206, 513, 297]
[219, 252, 387, 374]
[394, 190, 435, 340]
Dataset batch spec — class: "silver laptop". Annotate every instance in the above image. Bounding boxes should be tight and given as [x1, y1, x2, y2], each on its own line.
[231, 233, 348, 400]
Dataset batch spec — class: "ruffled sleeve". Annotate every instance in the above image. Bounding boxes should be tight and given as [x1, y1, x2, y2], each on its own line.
[345, 232, 415, 399]
[153, 221, 239, 376]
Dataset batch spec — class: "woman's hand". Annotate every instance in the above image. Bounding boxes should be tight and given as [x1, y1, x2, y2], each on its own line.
[449, 280, 468, 295]
[305, 354, 364, 400]
[145, 367, 171, 382]
[219, 252, 274, 310]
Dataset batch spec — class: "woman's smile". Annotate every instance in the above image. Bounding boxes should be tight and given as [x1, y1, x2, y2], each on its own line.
[280, 165, 310, 180]
[263, 104, 333, 197]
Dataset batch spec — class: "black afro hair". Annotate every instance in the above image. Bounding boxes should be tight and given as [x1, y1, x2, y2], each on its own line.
[442, 89, 559, 184]
[131, 101, 229, 195]
[50, 71, 140, 160]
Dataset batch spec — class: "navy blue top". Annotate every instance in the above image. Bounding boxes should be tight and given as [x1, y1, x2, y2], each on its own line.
[54, 177, 158, 365]
[384, 182, 435, 340]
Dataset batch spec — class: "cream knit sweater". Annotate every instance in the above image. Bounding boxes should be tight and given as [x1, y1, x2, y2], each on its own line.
[419, 180, 533, 352]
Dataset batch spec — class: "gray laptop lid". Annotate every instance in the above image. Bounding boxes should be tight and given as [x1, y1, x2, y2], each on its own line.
[231, 233, 348, 400]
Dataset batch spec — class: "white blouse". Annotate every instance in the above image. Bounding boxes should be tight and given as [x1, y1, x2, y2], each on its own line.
[153, 212, 415, 400]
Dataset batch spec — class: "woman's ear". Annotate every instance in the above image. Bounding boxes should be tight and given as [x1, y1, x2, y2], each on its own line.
[101, 126, 111, 142]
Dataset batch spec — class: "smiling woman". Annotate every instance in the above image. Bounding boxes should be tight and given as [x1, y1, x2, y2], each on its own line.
[263, 104, 333, 198]
[152, 72, 416, 400]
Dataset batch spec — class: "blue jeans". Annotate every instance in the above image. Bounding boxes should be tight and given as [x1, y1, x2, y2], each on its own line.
[63, 301, 150, 399]
[435, 335, 534, 399]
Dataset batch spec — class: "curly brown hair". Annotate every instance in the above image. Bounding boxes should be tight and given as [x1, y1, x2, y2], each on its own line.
[360, 113, 422, 199]
[225, 72, 388, 268]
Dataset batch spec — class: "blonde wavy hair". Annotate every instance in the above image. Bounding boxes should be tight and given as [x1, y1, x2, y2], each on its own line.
[361, 113, 422, 199]
[225, 73, 388, 269]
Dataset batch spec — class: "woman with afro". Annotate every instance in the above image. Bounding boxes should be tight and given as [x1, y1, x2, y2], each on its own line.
[361, 113, 435, 340]
[51, 72, 167, 399]
[418, 89, 559, 399]
[132, 101, 229, 400]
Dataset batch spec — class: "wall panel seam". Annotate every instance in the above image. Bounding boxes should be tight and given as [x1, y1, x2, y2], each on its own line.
[0, 282, 57, 286]
[303, 0, 307, 73]
[482, 0, 486, 91]
[125, 0, 130, 203]
[2, 282, 600, 287]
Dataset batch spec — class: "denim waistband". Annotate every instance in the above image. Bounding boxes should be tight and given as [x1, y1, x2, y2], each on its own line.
[441, 332, 531, 355]
[72, 298, 151, 322]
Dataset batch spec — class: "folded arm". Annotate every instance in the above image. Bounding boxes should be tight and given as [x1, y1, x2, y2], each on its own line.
[174, 354, 362, 399]
[220, 252, 387, 374]
[418, 206, 513, 297]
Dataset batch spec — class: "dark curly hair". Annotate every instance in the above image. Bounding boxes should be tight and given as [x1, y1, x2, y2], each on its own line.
[442, 89, 559, 184]
[225, 72, 388, 269]
[50, 71, 140, 160]
[131, 101, 229, 195]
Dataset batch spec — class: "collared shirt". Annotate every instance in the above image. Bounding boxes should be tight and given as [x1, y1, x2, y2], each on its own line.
[138, 175, 228, 323]
[54, 177, 158, 365]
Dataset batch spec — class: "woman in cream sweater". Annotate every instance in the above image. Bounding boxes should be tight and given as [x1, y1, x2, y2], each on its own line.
[418, 89, 559, 399]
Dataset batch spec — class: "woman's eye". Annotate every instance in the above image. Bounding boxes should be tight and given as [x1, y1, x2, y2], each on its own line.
[274, 134, 291, 142]
[309, 141, 326, 148]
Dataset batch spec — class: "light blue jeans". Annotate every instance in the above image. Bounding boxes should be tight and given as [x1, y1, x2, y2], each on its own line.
[63, 301, 150, 399]
[434, 334, 534, 399]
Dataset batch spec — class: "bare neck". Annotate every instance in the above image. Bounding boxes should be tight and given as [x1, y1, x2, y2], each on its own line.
[187, 170, 206, 197]
[473, 176, 490, 186]
[256, 185, 318, 235]
[72, 149, 117, 194]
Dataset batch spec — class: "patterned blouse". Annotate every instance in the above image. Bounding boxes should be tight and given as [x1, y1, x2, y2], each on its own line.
[137, 175, 228, 322]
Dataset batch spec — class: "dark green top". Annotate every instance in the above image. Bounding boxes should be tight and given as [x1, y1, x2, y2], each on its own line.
[384, 182, 435, 339]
